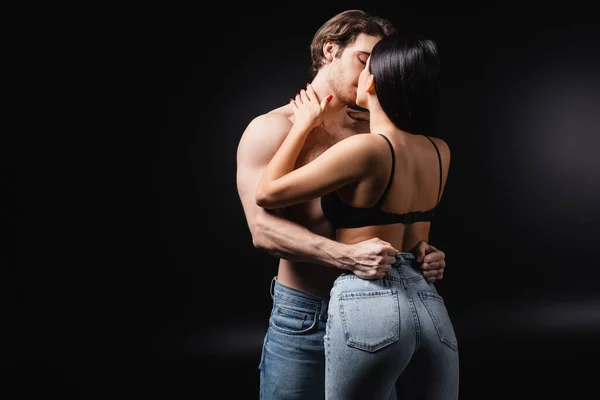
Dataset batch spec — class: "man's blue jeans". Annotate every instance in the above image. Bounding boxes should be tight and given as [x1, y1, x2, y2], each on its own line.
[259, 277, 329, 400]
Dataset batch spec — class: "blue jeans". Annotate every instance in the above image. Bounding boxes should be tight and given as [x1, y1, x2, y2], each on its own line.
[259, 277, 330, 400]
[325, 253, 459, 400]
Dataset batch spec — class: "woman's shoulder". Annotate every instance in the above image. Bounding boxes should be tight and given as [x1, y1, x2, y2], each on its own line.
[422, 135, 451, 169]
[342, 132, 391, 146]
[423, 135, 450, 155]
[336, 132, 390, 156]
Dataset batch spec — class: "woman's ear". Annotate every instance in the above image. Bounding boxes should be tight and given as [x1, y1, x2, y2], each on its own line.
[323, 41, 336, 62]
[366, 75, 375, 94]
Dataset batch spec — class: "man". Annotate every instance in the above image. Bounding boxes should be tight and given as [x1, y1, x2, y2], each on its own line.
[236, 10, 447, 399]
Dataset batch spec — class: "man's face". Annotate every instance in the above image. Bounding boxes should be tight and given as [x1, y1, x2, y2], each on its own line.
[326, 33, 382, 107]
[356, 57, 372, 109]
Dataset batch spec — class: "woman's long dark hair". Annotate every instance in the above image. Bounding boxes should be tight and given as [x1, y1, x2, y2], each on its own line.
[369, 33, 440, 135]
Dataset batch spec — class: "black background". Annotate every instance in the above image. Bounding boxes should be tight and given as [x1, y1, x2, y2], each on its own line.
[5, 5, 600, 399]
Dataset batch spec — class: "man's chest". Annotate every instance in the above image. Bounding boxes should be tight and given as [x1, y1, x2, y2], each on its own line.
[296, 128, 353, 167]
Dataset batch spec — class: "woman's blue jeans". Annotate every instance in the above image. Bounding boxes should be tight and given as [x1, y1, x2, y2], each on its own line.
[324, 252, 460, 400]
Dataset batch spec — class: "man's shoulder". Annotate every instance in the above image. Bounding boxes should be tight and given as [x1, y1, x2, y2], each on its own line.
[243, 105, 294, 140]
[237, 105, 296, 160]
[255, 105, 293, 128]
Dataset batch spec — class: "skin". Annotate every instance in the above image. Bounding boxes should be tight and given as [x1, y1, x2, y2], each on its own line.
[256, 55, 451, 284]
[237, 33, 446, 298]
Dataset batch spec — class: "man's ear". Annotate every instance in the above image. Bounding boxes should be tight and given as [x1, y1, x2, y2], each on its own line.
[366, 75, 376, 94]
[323, 41, 336, 62]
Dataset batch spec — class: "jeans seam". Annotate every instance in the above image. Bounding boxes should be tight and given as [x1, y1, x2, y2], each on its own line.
[404, 282, 420, 352]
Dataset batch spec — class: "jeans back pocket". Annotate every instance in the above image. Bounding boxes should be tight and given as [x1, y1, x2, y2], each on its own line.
[418, 291, 458, 351]
[338, 289, 399, 352]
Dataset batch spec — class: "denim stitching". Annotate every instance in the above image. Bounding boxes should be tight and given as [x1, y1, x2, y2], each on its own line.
[270, 308, 319, 335]
[404, 281, 421, 352]
[338, 289, 399, 352]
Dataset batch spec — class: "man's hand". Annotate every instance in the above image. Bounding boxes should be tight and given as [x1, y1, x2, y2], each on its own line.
[413, 241, 446, 283]
[342, 238, 399, 280]
[347, 108, 370, 122]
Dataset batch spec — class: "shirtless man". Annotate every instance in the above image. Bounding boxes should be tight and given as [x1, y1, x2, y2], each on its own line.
[236, 10, 447, 399]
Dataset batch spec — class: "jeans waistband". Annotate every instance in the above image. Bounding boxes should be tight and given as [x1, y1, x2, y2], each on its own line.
[270, 276, 329, 322]
[391, 252, 424, 280]
[394, 252, 417, 266]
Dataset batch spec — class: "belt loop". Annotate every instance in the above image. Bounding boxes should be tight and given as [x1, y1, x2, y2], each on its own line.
[269, 276, 277, 300]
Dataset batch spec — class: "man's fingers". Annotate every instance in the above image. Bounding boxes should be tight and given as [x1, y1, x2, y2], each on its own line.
[415, 250, 425, 263]
[425, 244, 438, 252]
[385, 256, 396, 265]
[414, 241, 427, 262]
[371, 238, 397, 256]
[422, 247, 443, 263]
[384, 245, 399, 256]
[422, 260, 442, 270]
[423, 257, 445, 268]
[423, 268, 440, 277]
[424, 267, 444, 277]
[423, 260, 445, 272]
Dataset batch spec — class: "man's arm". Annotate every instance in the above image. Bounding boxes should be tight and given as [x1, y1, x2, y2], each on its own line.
[236, 113, 397, 279]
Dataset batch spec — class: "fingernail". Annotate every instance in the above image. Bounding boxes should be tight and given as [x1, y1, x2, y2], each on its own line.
[327, 94, 333, 101]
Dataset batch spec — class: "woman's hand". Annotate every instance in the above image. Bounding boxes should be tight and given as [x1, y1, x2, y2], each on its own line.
[290, 83, 332, 130]
[347, 108, 370, 122]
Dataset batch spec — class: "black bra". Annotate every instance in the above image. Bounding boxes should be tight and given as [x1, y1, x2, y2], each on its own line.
[320, 134, 442, 229]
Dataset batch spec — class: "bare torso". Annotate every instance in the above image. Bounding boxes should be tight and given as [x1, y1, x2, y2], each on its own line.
[270, 104, 367, 297]
[268, 105, 448, 298]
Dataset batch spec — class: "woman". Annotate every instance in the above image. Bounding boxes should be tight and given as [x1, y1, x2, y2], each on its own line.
[256, 33, 458, 400]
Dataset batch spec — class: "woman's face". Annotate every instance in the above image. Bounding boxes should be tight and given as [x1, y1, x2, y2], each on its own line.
[355, 56, 371, 109]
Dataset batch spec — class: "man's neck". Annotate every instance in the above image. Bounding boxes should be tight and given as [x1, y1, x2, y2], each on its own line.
[309, 76, 355, 134]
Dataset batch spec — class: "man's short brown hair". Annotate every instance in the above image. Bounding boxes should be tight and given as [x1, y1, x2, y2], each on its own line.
[309, 10, 397, 78]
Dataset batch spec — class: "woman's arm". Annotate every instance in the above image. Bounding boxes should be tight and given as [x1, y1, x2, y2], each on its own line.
[238, 112, 399, 275]
[256, 86, 378, 209]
